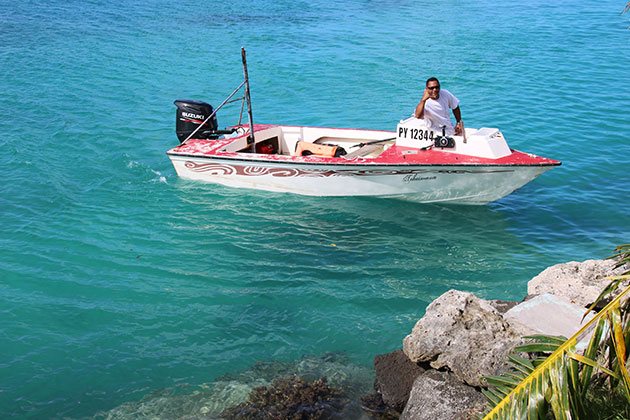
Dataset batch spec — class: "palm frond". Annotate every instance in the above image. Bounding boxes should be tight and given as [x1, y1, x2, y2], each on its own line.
[486, 375, 523, 388]
[609, 303, 630, 399]
[482, 388, 505, 407]
[584, 245, 629, 318]
[608, 244, 630, 270]
[515, 342, 563, 354]
[579, 317, 606, 395]
[483, 285, 630, 420]
[508, 354, 535, 371]
[523, 335, 569, 345]
[568, 352, 617, 378]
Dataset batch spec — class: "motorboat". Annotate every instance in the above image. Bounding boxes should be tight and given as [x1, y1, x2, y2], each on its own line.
[166, 49, 560, 205]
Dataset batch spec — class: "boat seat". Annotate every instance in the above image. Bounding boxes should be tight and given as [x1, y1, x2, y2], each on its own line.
[343, 144, 382, 158]
[294, 141, 340, 157]
[313, 136, 348, 144]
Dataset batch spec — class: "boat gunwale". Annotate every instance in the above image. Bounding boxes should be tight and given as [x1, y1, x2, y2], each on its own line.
[166, 151, 562, 168]
[166, 123, 561, 168]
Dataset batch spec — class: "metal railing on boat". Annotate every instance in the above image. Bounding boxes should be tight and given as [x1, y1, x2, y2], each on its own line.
[181, 48, 256, 152]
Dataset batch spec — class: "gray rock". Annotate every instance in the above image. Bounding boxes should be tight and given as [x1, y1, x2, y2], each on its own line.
[488, 299, 519, 314]
[402, 290, 529, 386]
[374, 349, 425, 412]
[504, 293, 595, 339]
[400, 370, 487, 420]
[528, 259, 627, 308]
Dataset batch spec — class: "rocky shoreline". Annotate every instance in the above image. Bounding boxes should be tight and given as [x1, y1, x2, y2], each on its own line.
[103, 258, 626, 419]
[361, 258, 627, 419]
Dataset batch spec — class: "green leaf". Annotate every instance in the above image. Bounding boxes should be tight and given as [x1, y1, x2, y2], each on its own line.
[486, 375, 522, 388]
[531, 357, 548, 367]
[515, 343, 560, 353]
[586, 279, 625, 316]
[569, 352, 618, 378]
[548, 357, 571, 420]
[580, 317, 606, 396]
[508, 354, 535, 374]
[523, 335, 568, 344]
[482, 388, 503, 406]
[526, 375, 545, 420]
[506, 372, 528, 383]
[609, 305, 630, 400]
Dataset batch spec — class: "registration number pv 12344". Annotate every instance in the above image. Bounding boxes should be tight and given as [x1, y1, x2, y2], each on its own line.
[398, 127, 436, 141]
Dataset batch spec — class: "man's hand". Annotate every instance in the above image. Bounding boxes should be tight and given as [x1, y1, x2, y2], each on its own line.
[421, 87, 431, 103]
[454, 121, 463, 135]
[415, 87, 434, 119]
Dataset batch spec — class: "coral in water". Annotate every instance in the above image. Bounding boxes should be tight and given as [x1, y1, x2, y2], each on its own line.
[221, 375, 349, 419]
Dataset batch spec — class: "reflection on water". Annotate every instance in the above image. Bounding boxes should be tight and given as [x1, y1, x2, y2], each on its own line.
[171, 181, 527, 297]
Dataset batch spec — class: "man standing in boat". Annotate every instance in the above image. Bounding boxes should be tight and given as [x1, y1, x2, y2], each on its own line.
[414, 77, 463, 135]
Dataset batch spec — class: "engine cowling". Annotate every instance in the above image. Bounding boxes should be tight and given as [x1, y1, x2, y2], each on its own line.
[174, 99, 218, 143]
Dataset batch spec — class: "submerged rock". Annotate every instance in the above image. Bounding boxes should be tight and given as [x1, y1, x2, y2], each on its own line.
[96, 353, 371, 419]
[221, 376, 348, 419]
[94, 380, 267, 420]
[402, 290, 528, 387]
[400, 370, 486, 420]
[360, 392, 400, 420]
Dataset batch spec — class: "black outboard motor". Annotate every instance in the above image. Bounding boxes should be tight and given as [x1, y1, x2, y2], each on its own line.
[174, 99, 219, 143]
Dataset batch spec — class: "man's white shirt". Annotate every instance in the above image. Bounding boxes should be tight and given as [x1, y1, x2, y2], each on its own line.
[422, 89, 459, 133]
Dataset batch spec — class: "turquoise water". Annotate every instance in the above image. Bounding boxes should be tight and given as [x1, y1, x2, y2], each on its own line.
[1, 0, 629, 417]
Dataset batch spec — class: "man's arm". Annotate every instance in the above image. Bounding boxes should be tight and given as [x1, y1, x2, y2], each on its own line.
[452, 106, 462, 134]
[414, 88, 431, 118]
[452, 106, 461, 123]
[414, 101, 426, 119]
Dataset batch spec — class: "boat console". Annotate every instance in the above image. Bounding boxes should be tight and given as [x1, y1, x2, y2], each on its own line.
[395, 117, 511, 159]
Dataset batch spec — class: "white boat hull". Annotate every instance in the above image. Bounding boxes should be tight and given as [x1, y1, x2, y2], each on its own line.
[169, 155, 552, 204]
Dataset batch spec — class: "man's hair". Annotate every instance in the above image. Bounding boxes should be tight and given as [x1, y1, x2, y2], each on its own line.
[426, 77, 440, 86]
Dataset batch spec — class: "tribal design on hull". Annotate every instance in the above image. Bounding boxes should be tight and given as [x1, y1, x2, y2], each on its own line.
[183, 161, 514, 178]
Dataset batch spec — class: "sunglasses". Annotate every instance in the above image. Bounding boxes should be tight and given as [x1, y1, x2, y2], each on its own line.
[427, 86, 440, 90]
